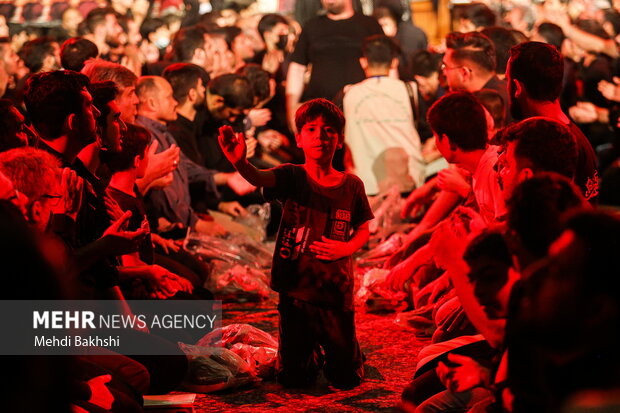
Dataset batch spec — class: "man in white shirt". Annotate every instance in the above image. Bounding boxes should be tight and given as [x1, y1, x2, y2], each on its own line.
[343, 34, 424, 195]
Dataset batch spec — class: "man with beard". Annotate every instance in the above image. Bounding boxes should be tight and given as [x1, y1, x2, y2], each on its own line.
[25, 71, 147, 294]
[164, 63, 247, 217]
[27, 71, 100, 167]
[164, 63, 210, 166]
[136, 75, 245, 235]
[286, 0, 383, 135]
[506, 41, 598, 202]
[83, 7, 124, 59]
[77, 80, 126, 177]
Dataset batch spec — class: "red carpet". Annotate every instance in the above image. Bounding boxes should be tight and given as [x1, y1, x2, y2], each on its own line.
[191, 300, 426, 412]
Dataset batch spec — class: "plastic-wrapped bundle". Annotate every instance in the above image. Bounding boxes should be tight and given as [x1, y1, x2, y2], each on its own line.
[354, 268, 408, 312]
[206, 263, 271, 301]
[230, 343, 278, 378]
[357, 232, 406, 268]
[233, 203, 271, 242]
[183, 231, 273, 269]
[198, 324, 279, 378]
[198, 324, 278, 348]
[179, 343, 259, 393]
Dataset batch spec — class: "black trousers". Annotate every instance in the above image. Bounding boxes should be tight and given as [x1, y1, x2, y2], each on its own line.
[277, 294, 364, 389]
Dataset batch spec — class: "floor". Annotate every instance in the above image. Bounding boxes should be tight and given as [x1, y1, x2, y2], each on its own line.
[189, 299, 426, 412]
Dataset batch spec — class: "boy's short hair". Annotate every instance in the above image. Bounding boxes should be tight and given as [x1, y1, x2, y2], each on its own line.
[362, 34, 399, 67]
[427, 91, 488, 151]
[461, 2, 497, 28]
[464, 228, 513, 285]
[295, 98, 345, 137]
[139, 18, 167, 40]
[107, 123, 151, 173]
[168, 25, 206, 63]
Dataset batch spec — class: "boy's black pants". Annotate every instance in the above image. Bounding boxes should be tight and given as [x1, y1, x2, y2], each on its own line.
[276, 294, 364, 389]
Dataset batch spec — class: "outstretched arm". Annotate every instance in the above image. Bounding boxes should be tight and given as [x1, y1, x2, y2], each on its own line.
[218, 125, 276, 188]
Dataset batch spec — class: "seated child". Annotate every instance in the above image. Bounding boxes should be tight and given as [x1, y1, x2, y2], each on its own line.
[106, 123, 197, 299]
[219, 98, 374, 389]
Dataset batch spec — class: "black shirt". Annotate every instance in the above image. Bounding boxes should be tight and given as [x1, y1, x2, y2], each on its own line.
[291, 13, 383, 102]
[168, 112, 205, 167]
[568, 122, 599, 203]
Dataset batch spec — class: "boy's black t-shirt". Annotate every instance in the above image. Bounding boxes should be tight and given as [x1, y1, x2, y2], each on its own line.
[291, 13, 383, 102]
[264, 164, 374, 310]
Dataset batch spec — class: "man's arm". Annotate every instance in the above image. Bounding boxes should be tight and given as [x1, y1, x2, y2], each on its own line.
[385, 190, 461, 268]
[285, 62, 307, 133]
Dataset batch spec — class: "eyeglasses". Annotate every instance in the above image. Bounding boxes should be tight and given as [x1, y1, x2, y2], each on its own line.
[5, 188, 21, 204]
[441, 62, 471, 72]
[40, 194, 62, 207]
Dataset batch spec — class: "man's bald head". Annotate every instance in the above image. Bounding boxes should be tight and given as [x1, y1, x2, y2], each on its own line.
[136, 76, 178, 123]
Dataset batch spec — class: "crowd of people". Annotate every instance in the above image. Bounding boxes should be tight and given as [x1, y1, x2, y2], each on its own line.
[0, 0, 619, 412]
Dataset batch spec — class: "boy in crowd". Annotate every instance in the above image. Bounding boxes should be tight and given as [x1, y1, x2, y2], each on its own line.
[218, 98, 374, 389]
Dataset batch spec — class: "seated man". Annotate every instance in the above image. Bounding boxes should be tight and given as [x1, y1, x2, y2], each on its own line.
[135, 75, 246, 236]
[343, 34, 425, 195]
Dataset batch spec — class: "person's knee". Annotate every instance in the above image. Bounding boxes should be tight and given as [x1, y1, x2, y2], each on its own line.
[324, 361, 364, 389]
[109, 355, 150, 395]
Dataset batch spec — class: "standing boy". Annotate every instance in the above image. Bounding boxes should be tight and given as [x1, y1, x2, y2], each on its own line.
[218, 98, 374, 389]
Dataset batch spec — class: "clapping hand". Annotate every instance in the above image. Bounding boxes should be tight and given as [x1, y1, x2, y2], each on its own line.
[54, 167, 84, 220]
[101, 210, 148, 256]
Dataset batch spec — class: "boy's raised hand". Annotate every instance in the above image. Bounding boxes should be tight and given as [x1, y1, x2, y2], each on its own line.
[218, 125, 247, 166]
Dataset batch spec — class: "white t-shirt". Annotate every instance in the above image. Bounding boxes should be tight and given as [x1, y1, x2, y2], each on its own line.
[343, 76, 425, 195]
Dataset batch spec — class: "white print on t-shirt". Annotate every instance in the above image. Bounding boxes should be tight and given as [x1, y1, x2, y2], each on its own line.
[279, 226, 309, 261]
[584, 171, 599, 201]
